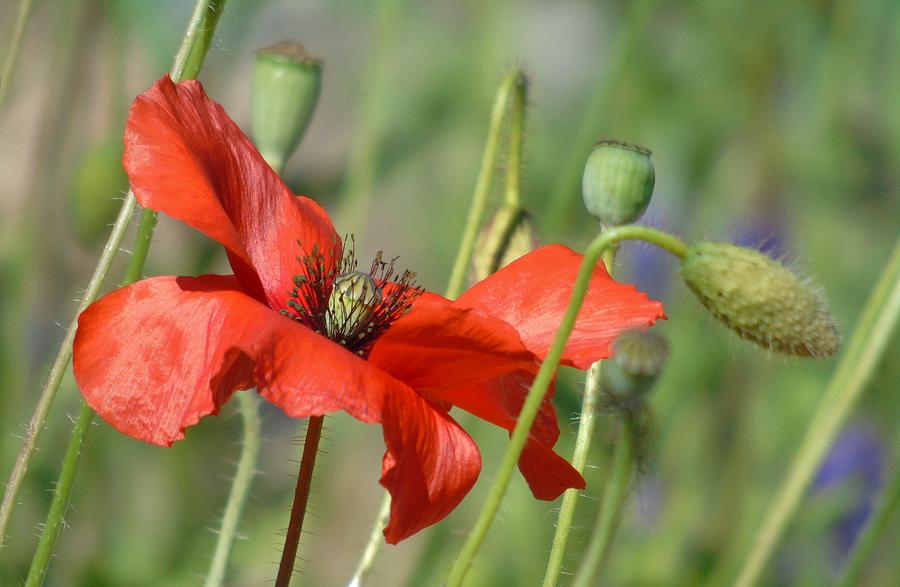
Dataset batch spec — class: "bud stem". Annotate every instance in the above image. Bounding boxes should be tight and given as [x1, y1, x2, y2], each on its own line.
[504, 74, 527, 208]
[542, 249, 617, 587]
[5, 0, 228, 570]
[446, 225, 685, 586]
[731, 236, 900, 587]
[0, 0, 36, 111]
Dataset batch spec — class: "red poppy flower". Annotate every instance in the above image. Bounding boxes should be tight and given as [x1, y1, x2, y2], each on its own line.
[73, 75, 664, 543]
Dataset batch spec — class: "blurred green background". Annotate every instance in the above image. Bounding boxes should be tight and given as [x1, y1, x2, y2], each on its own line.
[0, 0, 897, 585]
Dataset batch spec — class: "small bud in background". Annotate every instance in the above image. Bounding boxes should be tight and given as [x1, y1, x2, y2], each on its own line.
[680, 242, 840, 357]
[252, 41, 322, 172]
[327, 271, 382, 338]
[69, 139, 129, 245]
[602, 329, 669, 399]
[582, 140, 655, 226]
[470, 204, 539, 283]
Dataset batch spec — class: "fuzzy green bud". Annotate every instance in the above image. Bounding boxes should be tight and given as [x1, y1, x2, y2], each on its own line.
[327, 271, 382, 338]
[602, 329, 669, 398]
[252, 41, 322, 172]
[582, 140, 655, 226]
[680, 242, 839, 357]
[470, 205, 539, 283]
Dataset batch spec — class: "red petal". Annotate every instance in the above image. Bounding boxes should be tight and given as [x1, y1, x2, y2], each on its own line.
[455, 244, 665, 369]
[428, 370, 584, 500]
[124, 75, 340, 310]
[74, 275, 403, 445]
[380, 391, 481, 543]
[368, 296, 537, 393]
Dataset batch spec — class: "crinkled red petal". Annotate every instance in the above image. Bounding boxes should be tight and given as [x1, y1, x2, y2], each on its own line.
[124, 75, 340, 310]
[455, 244, 665, 369]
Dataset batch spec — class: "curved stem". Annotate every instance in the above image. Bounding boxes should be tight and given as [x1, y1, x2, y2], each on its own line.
[445, 225, 685, 586]
[0, 192, 136, 548]
[542, 248, 616, 587]
[571, 423, 634, 587]
[204, 392, 261, 587]
[275, 415, 325, 587]
[542, 0, 659, 237]
[732, 236, 900, 587]
[835, 451, 899, 587]
[445, 69, 525, 299]
[347, 494, 393, 587]
[23, 404, 93, 587]
[10, 0, 229, 572]
[0, 0, 35, 110]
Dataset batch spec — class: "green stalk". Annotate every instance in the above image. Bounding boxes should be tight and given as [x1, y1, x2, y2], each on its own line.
[835, 452, 899, 587]
[348, 69, 529, 587]
[445, 69, 526, 300]
[542, 0, 659, 237]
[23, 404, 94, 586]
[542, 361, 605, 587]
[17, 0, 228, 580]
[571, 422, 634, 587]
[732, 236, 900, 587]
[0, 0, 36, 110]
[445, 225, 686, 586]
[203, 392, 261, 587]
[542, 248, 616, 587]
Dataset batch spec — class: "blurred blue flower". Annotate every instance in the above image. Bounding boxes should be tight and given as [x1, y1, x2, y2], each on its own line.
[812, 423, 884, 555]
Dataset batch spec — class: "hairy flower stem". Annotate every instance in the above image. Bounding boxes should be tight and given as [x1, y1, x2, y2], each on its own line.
[276, 415, 325, 587]
[732, 237, 900, 587]
[7, 0, 228, 571]
[571, 422, 634, 587]
[542, 0, 659, 238]
[349, 71, 529, 586]
[445, 69, 527, 299]
[204, 392, 261, 587]
[0, 0, 35, 110]
[542, 249, 616, 587]
[446, 226, 685, 586]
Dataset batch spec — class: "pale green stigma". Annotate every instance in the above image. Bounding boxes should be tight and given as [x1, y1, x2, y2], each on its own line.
[326, 271, 383, 339]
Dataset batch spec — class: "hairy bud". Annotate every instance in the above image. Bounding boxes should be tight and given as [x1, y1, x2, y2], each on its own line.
[680, 242, 839, 357]
[470, 205, 539, 283]
[603, 329, 669, 398]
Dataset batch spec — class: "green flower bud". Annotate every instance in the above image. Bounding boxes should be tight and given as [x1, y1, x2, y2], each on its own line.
[327, 271, 382, 339]
[69, 139, 128, 245]
[680, 242, 839, 357]
[252, 41, 322, 172]
[582, 140, 655, 226]
[602, 329, 669, 398]
[470, 205, 539, 283]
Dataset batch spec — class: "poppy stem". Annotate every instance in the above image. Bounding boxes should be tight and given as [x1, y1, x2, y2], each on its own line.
[0, 0, 35, 111]
[570, 420, 635, 587]
[446, 225, 685, 587]
[276, 415, 326, 587]
[6, 0, 228, 570]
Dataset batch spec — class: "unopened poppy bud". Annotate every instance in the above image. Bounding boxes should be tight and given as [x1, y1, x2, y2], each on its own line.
[327, 271, 382, 339]
[470, 205, 539, 283]
[602, 329, 669, 398]
[252, 41, 322, 172]
[582, 140, 655, 226]
[680, 242, 840, 357]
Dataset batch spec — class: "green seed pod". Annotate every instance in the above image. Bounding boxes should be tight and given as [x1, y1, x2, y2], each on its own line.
[680, 242, 839, 358]
[582, 140, 655, 226]
[470, 205, 539, 283]
[602, 329, 669, 398]
[252, 41, 322, 172]
[327, 271, 382, 338]
[69, 138, 129, 245]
